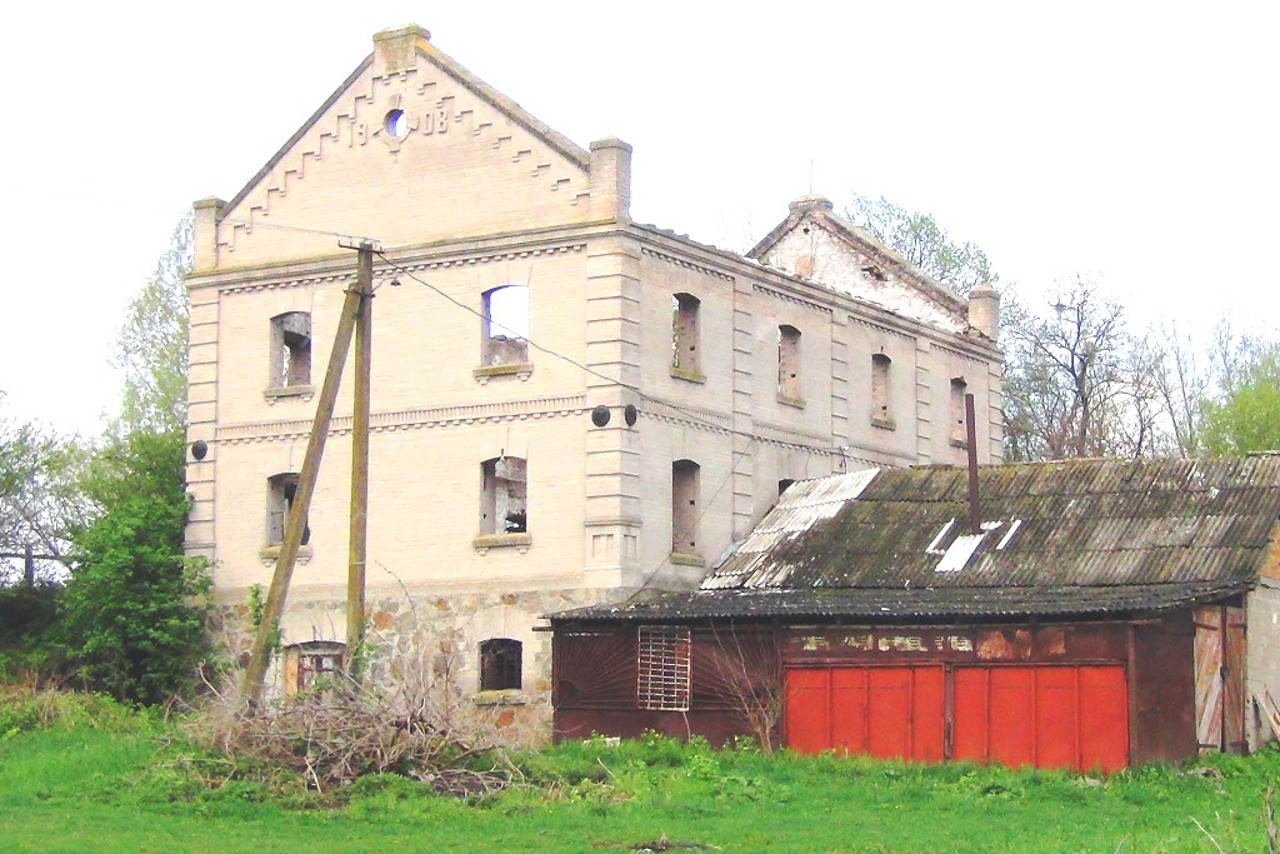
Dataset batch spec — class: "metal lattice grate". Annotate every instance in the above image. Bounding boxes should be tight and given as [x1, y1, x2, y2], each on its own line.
[637, 626, 692, 711]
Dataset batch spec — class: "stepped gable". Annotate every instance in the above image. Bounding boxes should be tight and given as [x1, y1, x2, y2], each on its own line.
[208, 26, 598, 267]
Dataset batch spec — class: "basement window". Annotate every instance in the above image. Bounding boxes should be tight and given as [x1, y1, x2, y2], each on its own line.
[872, 353, 894, 429]
[777, 325, 802, 404]
[480, 456, 528, 535]
[671, 293, 702, 381]
[950, 377, 968, 447]
[480, 286, 530, 369]
[637, 626, 691, 711]
[269, 312, 312, 389]
[266, 472, 309, 547]
[671, 459, 700, 560]
[284, 641, 345, 695]
[480, 638, 523, 691]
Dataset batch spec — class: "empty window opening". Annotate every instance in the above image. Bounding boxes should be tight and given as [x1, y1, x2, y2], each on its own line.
[778, 478, 796, 497]
[672, 459, 700, 555]
[481, 456, 528, 534]
[672, 293, 701, 375]
[480, 638, 523, 691]
[951, 377, 968, 446]
[482, 286, 530, 366]
[778, 325, 802, 400]
[270, 312, 312, 387]
[267, 472, 309, 546]
[637, 625, 691, 711]
[872, 353, 893, 425]
[285, 641, 344, 695]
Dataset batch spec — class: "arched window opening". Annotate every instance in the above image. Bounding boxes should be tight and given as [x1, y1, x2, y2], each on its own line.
[778, 478, 796, 498]
[267, 472, 309, 546]
[950, 377, 968, 447]
[482, 286, 530, 366]
[481, 456, 528, 534]
[671, 293, 701, 377]
[480, 638, 523, 691]
[872, 353, 894, 428]
[778, 325, 802, 402]
[284, 641, 344, 695]
[270, 311, 311, 388]
[672, 459, 700, 556]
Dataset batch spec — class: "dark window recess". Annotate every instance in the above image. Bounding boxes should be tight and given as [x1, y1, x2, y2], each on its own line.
[778, 479, 796, 497]
[481, 456, 528, 534]
[672, 459, 700, 554]
[480, 638, 523, 690]
[270, 312, 312, 387]
[267, 472, 309, 546]
[296, 644, 343, 692]
[672, 293, 701, 374]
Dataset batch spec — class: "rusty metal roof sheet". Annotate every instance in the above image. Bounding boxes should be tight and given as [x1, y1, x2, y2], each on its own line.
[696, 456, 1280, 596]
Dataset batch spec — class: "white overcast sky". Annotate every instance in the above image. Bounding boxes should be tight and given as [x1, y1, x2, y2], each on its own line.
[2, 0, 1277, 435]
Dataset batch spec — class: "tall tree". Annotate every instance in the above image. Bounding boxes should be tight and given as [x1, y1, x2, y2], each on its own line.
[845, 194, 995, 296]
[1001, 278, 1171, 461]
[115, 213, 192, 436]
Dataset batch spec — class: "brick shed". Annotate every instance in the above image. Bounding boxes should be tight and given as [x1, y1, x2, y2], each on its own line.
[550, 456, 1280, 770]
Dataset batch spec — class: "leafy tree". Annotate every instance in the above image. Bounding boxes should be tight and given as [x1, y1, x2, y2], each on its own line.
[114, 213, 192, 436]
[59, 430, 209, 703]
[845, 194, 995, 296]
[1200, 350, 1280, 456]
[0, 396, 93, 582]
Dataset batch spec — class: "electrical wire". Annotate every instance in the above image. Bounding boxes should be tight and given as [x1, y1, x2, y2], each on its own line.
[374, 251, 848, 456]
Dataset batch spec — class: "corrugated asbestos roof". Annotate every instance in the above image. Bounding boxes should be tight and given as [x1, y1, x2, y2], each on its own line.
[555, 456, 1280, 623]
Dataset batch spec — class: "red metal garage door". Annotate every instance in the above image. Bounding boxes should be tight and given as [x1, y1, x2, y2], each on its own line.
[784, 666, 944, 761]
[952, 665, 1128, 772]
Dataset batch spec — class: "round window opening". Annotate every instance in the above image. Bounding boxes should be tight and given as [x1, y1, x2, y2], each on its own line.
[384, 109, 408, 140]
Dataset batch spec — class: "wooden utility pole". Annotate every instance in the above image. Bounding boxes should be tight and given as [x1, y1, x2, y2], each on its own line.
[347, 243, 373, 678]
[241, 269, 366, 702]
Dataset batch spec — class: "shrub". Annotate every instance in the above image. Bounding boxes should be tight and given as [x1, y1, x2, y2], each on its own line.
[60, 431, 211, 705]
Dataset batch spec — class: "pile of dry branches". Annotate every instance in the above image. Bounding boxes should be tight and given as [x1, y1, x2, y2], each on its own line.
[190, 653, 514, 797]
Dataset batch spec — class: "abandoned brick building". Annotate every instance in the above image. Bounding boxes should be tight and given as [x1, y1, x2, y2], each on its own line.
[551, 457, 1280, 768]
[184, 25, 1002, 739]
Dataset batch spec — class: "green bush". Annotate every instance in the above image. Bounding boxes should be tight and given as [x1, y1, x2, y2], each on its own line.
[59, 431, 211, 705]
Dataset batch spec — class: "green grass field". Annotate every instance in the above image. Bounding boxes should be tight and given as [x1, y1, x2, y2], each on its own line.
[1, 697, 1276, 853]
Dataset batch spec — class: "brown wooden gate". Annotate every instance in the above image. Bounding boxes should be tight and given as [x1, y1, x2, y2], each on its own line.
[1194, 605, 1246, 754]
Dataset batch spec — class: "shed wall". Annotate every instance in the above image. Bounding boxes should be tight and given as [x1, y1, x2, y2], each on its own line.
[1247, 584, 1280, 750]
[553, 612, 1202, 765]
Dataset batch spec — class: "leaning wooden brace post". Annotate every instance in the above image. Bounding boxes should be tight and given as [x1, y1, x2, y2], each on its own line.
[346, 243, 373, 679]
[241, 273, 365, 703]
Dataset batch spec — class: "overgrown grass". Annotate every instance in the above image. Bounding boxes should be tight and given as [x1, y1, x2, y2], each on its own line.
[1, 691, 1276, 852]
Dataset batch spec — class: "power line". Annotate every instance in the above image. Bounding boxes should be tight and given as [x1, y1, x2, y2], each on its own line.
[374, 251, 848, 456]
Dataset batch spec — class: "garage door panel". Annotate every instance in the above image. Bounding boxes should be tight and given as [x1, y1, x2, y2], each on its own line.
[868, 668, 912, 759]
[952, 668, 989, 763]
[784, 669, 830, 755]
[831, 668, 868, 755]
[1035, 667, 1079, 769]
[911, 666, 946, 762]
[989, 668, 1036, 768]
[1079, 666, 1128, 773]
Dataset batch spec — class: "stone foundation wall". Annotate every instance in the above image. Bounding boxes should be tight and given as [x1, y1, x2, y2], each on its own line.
[210, 585, 628, 746]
